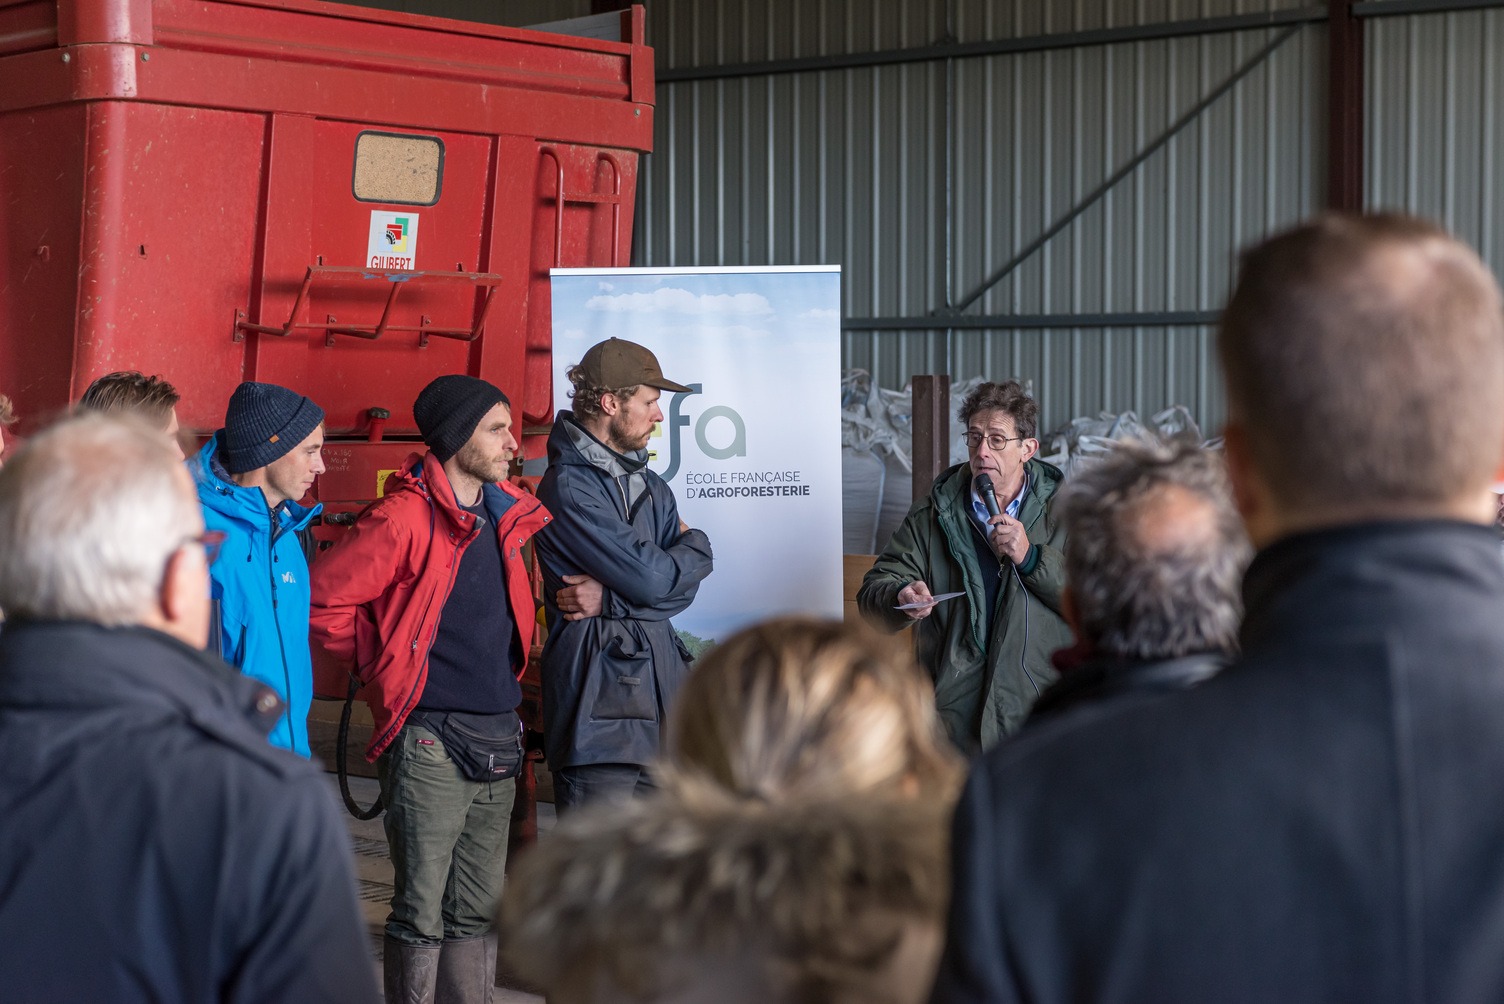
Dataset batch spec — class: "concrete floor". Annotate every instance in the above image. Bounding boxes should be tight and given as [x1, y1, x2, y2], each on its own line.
[327, 772, 551, 1003]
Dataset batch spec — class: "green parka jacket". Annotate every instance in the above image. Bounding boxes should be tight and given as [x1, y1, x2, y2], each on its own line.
[857, 458, 1072, 752]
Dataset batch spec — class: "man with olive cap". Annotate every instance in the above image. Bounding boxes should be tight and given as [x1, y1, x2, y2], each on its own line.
[311, 374, 550, 1003]
[536, 338, 714, 813]
[194, 380, 326, 756]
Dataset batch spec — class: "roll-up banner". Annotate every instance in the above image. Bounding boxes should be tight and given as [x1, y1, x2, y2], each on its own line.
[549, 266, 844, 655]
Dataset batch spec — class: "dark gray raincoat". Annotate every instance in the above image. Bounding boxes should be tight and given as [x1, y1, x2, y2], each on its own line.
[535, 412, 714, 771]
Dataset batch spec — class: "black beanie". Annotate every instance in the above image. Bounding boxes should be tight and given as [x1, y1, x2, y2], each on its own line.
[414, 375, 509, 463]
[222, 382, 325, 474]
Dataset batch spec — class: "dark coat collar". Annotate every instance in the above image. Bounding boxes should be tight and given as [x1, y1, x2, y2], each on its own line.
[547, 410, 649, 474]
[1028, 649, 1226, 723]
[0, 620, 290, 769]
[1240, 519, 1504, 652]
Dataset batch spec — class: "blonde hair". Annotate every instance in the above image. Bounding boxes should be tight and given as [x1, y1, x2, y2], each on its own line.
[0, 393, 14, 427]
[503, 619, 964, 1002]
[664, 617, 962, 803]
[505, 788, 950, 1003]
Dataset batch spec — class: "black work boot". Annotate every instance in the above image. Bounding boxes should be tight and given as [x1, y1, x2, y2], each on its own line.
[435, 933, 497, 1004]
[383, 936, 440, 1004]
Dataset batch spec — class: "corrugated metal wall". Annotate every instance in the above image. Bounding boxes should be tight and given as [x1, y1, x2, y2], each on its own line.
[639, 0, 1328, 434]
[325, 0, 1504, 436]
[1367, 6, 1504, 277]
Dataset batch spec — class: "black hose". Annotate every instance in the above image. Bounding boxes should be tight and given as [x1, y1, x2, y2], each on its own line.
[336, 680, 384, 820]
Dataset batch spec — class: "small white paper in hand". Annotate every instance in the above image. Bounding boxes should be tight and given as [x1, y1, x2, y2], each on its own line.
[895, 591, 966, 611]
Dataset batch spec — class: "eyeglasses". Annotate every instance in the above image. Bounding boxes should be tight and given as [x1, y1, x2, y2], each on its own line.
[184, 530, 228, 565]
[963, 432, 1027, 451]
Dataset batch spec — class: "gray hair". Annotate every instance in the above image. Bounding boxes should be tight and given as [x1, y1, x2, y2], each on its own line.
[1056, 438, 1250, 660]
[0, 414, 200, 625]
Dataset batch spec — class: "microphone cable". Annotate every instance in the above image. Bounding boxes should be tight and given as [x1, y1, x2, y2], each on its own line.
[975, 519, 1040, 698]
[1009, 559, 1039, 696]
[973, 471, 1041, 698]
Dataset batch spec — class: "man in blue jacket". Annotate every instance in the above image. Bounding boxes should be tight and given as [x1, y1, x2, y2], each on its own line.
[537, 338, 714, 813]
[194, 381, 325, 756]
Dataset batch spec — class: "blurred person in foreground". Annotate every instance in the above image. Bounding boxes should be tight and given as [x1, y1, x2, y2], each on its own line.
[1024, 437, 1250, 723]
[0, 392, 14, 468]
[0, 414, 376, 1003]
[0, 393, 11, 622]
[857, 379, 1072, 753]
[931, 213, 1504, 1001]
[503, 618, 964, 1004]
[78, 369, 186, 459]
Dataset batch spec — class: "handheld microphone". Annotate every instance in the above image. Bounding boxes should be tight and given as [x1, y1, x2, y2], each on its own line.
[974, 473, 1002, 519]
[975, 473, 1013, 566]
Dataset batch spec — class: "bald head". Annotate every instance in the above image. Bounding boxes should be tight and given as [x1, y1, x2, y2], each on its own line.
[1220, 213, 1504, 533]
[1058, 439, 1250, 660]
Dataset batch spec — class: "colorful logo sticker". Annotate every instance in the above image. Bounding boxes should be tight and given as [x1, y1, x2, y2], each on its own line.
[367, 212, 419, 270]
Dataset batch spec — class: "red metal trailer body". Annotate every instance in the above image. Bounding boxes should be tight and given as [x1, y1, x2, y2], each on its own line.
[0, 0, 652, 487]
[0, 0, 653, 831]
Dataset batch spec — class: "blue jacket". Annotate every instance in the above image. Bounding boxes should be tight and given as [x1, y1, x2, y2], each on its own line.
[193, 435, 321, 756]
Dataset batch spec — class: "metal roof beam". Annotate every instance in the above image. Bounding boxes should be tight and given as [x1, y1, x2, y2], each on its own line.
[1353, 0, 1504, 15]
[844, 311, 1221, 331]
[658, 7, 1326, 83]
[946, 24, 1304, 317]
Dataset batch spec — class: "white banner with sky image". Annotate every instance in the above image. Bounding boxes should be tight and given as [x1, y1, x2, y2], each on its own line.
[549, 266, 844, 656]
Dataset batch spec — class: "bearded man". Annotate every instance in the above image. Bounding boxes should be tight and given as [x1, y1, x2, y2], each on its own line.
[535, 338, 714, 814]
[311, 375, 549, 1003]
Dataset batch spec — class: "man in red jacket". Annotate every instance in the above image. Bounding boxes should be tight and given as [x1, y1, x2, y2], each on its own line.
[311, 375, 550, 1004]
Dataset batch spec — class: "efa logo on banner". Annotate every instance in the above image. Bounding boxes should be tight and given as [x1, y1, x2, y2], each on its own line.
[367, 211, 419, 269]
[657, 384, 747, 482]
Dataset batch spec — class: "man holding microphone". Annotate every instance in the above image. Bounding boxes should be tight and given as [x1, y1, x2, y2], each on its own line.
[858, 380, 1071, 753]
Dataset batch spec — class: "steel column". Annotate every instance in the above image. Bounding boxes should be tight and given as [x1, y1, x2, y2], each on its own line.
[911, 376, 951, 503]
[1328, 0, 1365, 210]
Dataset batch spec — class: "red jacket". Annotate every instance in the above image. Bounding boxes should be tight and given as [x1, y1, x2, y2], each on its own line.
[310, 451, 551, 760]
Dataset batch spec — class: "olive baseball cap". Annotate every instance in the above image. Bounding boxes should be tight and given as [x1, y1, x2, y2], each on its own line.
[576, 338, 692, 394]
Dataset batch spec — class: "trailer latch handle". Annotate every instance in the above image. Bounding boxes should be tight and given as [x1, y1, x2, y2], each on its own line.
[235, 266, 504, 346]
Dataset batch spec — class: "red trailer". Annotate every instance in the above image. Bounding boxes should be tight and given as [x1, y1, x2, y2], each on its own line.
[0, 0, 651, 462]
[0, 0, 654, 827]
